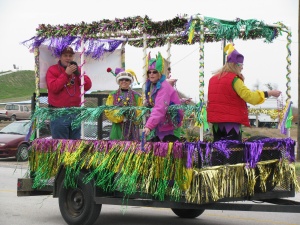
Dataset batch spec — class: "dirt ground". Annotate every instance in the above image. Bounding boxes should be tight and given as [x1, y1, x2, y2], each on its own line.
[242, 126, 297, 140]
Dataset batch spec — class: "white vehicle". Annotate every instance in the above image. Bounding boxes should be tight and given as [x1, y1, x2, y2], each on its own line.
[248, 98, 281, 128]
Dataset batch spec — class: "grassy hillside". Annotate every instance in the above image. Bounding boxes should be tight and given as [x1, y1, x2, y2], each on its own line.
[0, 70, 41, 103]
[0, 70, 190, 104]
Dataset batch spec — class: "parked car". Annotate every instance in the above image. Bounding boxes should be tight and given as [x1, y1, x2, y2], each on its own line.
[0, 104, 31, 121]
[0, 120, 50, 161]
[0, 120, 31, 161]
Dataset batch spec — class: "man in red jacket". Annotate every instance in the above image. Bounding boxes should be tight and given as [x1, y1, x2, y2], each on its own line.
[46, 46, 92, 139]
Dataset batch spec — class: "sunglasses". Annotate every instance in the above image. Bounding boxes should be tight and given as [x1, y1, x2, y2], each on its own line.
[147, 70, 158, 75]
[119, 78, 131, 82]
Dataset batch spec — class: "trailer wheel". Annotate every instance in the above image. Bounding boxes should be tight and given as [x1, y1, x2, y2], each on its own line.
[58, 173, 101, 225]
[171, 208, 205, 218]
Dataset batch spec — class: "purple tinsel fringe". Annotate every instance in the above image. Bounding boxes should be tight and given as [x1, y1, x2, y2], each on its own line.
[22, 36, 123, 59]
[244, 137, 296, 168]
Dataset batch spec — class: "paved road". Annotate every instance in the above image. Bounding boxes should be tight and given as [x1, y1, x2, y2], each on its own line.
[0, 158, 300, 225]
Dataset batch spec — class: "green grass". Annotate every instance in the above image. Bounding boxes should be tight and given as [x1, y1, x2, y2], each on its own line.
[0, 70, 47, 103]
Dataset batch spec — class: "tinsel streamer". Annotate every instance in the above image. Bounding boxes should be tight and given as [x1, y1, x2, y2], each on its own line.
[83, 142, 124, 192]
[141, 132, 145, 151]
[22, 15, 283, 53]
[280, 101, 292, 135]
[22, 36, 122, 59]
[188, 20, 196, 44]
[276, 22, 292, 103]
[203, 17, 276, 43]
[31, 139, 63, 188]
[274, 159, 300, 192]
[151, 142, 171, 201]
[211, 140, 240, 159]
[222, 164, 247, 199]
[139, 143, 156, 194]
[256, 160, 276, 192]
[60, 140, 89, 188]
[113, 142, 141, 196]
[244, 141, 264, 168]
[185, 159, 300, 205]
[174, 142, 193, 191]
[244, 166, 256, 196]
[244, 138, 296, 168]
[194, 102, 204, 127]
[248, 108, 284, 120]
[184, 16, 193, 37]
[196, 142, 205, 166]
[284, 138, 296, 162]
[29, 104, 205, 135]
[198, 16, 205, 105]
[28, 138, 299, 205]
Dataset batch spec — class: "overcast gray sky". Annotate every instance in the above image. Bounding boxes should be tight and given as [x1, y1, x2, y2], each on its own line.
[0, 0, 298, 105]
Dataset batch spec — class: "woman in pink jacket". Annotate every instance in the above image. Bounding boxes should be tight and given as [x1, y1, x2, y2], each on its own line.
[143, 52, 183, 142]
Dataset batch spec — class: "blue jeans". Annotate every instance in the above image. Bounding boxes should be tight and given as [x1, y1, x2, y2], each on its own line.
[50, 114, 81, 140]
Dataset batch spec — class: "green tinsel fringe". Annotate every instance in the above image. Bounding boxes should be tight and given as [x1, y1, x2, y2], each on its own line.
[29, 104, 203, 132]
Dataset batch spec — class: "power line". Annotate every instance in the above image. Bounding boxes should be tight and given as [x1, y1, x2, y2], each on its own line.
[171, 48, 199, 67]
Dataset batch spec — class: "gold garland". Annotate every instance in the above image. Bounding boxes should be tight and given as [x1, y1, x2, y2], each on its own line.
[248, 108, 283, 120]
[185, 159, 299, 204]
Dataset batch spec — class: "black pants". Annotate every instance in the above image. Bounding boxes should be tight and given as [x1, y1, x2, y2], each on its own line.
[213, 127, 242, 142]
[150, 134, 179, 142]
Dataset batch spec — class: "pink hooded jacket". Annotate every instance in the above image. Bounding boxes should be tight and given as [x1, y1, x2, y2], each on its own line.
[145, 77, 183, 132]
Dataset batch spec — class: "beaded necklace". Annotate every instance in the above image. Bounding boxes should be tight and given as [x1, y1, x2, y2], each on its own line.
[113, 88, 135, 106]
[64, 82, 76, 96]
[146, 83, 156, 107]
[57, 63, 76, 96]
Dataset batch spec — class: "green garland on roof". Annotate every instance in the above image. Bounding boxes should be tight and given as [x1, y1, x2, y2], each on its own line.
[32, 15, 285, 48]
[202, 17, 278, 43]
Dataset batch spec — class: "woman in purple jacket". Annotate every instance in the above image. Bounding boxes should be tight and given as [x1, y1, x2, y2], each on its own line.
[143, 52, 183, 142]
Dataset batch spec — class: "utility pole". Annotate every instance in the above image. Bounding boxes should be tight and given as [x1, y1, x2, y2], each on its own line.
[297, 2, 300, 161]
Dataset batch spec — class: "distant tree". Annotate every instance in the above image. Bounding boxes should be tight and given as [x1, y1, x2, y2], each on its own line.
[264, 83, 278, 91]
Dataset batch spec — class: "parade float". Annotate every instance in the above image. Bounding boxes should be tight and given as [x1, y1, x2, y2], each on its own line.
[17, 14, 300, 225]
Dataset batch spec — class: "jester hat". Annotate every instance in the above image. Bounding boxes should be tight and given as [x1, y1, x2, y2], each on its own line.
[107, 67, 140, 84]
[146, 52, 164, 74]
[224, 43, 244, 64]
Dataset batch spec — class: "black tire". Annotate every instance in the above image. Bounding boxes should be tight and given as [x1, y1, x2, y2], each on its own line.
[171, 208, 205, 218]
[10, 115, 16, 121]
[59, 172, 101, 225]
[16, 143, 29, 161]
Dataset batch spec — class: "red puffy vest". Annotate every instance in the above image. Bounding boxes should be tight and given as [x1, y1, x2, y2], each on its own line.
[207, 72, 250, 127]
